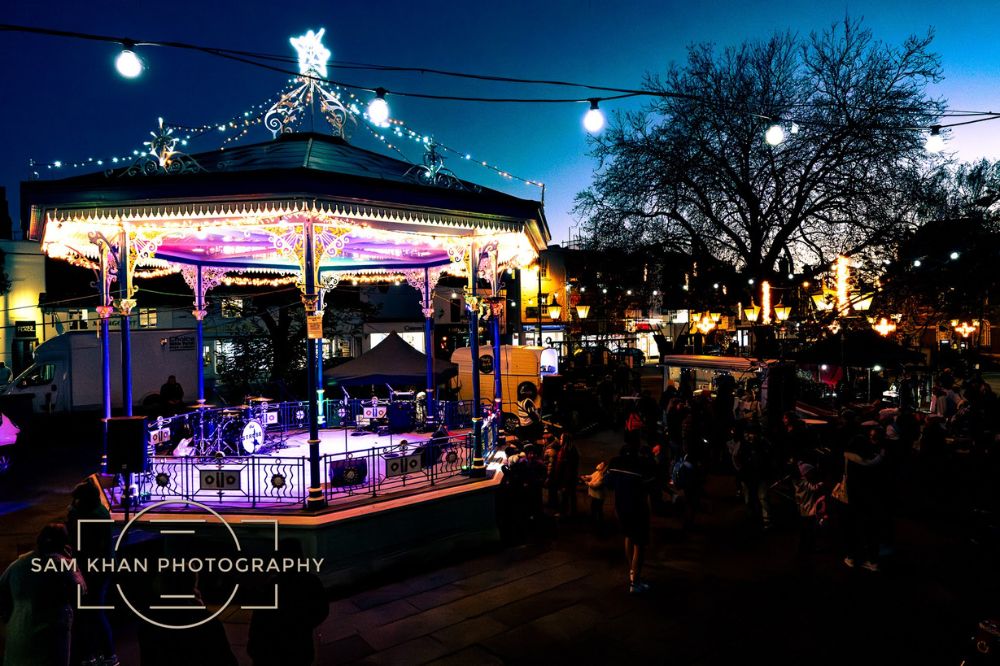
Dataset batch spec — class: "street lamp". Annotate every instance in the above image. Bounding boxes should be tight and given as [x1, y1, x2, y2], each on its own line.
[547, 296, 562, 320]
[743, 304, 761, 323]
[852, 294, 874, 312]
[575, 304, 590, 319]
[774, 304, 791, 322]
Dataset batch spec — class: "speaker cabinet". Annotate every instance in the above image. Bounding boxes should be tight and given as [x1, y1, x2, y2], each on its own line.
[105, 416, 148, 473]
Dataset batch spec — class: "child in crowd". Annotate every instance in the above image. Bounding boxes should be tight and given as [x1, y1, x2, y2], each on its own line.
[581, 461, 607, 524]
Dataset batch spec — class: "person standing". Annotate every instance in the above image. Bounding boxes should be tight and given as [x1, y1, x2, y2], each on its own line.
[67, 481, 117, 666]
[606, 441, 658, 593]
[248, 539, 329, 666]
[159, 375, 185, 410]
[555, 434, 581, 518]
[0, 362, 12, 386]
[0, 524, 86, 666]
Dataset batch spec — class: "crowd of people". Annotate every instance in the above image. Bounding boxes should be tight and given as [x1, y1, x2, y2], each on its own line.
[501, 365, 1000, 592]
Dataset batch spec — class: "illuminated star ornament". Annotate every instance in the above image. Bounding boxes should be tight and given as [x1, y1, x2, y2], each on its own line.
[290, 28, 331, 78]
[264, 29, 353, 138]
[145, 117, 178, 167]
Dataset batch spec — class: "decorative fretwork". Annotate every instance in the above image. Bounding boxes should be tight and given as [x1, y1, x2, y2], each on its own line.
[180, 266, 228, 320]
[404, 142, 478, 191]
[112, 118, 205, 177]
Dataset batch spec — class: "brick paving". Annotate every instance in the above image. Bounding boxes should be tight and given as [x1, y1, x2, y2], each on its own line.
[7, 426, 998, 664]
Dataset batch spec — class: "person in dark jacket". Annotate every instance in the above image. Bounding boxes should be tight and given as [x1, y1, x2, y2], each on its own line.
[555, 434, 581, 517]
[606, 441, 658, 593]
[247, 539, 329, 666]
[68, 480, 116, 666]
[842, 428, 886, 572]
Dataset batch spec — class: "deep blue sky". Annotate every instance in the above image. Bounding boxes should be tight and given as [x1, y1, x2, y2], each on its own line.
[3, 0, 1000, 242]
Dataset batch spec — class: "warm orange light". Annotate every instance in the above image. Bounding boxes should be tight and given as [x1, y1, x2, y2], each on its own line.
[774, 304, 791, 322]
[761, 281, 772, 324]
[836, 255, 850, 313]
[695, 313, 716, 334]
[743, 304, 760, 323]
[954, 321, 978, 338]
[575, 304, 590, 319]
[873, 317, 896, 336]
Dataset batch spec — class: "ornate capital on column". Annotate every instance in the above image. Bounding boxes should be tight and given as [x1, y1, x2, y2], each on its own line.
[119, 298, 137, 315]
[96, 305, 116, 320]
[300, 294, 319, 313]
[422, 306, 435, 319]
[487, 296, 506, 318]
[192, 308, 208, 321]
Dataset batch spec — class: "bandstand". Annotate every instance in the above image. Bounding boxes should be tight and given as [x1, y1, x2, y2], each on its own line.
[22, 31, 548, 520]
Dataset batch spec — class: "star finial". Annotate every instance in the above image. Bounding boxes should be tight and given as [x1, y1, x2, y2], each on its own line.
[290, 28, 331, 79]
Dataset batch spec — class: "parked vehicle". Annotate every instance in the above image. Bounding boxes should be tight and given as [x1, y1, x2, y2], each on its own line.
[658, 354, 797, 429]
[3, 329, 200, 413]
[450, 345, 559, 432]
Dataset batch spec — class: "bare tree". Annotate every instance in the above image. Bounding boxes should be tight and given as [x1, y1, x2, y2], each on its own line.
[575, 18, 944, 277]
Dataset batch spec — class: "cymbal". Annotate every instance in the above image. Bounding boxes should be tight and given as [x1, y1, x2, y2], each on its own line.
[194, 403, 217, 409]
[246, 396, 273, 402]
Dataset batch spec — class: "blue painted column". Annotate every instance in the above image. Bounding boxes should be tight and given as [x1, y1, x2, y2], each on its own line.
[98, 245, 112, 471]
[492, 303, 503, 412]
[316, 288, 325, 427]
[119, 234, 133, 416]
[469, 247, 485, 476]
[304, 223, 326, 509]
[195, 266, 205, 405]
[423, 267, 435, 426]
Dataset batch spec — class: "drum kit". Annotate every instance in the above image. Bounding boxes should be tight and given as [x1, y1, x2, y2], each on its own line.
[192, 396, 287, 457]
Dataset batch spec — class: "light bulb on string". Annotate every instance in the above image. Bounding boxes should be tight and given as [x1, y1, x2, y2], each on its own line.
[765, 122, 785, 146]
[115, 42, 143, 79]
[368, 88, 390, 126]
[583, 99, 605, 133]
[925, 125, 945, 153]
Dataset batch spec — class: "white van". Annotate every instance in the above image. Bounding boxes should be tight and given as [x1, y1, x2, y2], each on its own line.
[5, 329, 200, 413]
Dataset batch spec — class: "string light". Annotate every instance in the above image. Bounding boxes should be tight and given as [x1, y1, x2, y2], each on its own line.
[925, 125, 944, 153]
[221, 274, 298, 287]
[115, 42, 143, 78]
[765, 122, 785, 146]
[367, 87, 390, 125]
[583, 99, 605, 133]
[134, 266, 180, 279]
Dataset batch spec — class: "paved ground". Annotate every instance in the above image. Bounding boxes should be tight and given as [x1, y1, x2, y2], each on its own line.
[3, 423, 998, 664]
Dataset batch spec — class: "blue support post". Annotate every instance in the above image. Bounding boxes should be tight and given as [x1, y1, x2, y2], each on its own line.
[119, 237, 133, 417]
[423, 267, 435, 427]
[195, 266, 205, 405]
[469, 248, 485, 476]
[304, 223, 326, 509]
[492, 304, 502, 412]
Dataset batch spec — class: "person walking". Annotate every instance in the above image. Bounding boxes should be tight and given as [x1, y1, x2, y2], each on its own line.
[606, 441, 658, 593]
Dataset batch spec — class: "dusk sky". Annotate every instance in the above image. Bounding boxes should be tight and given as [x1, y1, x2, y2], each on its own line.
[3, 0, 1000, 243]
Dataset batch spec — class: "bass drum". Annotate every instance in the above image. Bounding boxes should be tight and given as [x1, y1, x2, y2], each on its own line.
[239, 419, 265, 455]
[220, 419, 265, 455]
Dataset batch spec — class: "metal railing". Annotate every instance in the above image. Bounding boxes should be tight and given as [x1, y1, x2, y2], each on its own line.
[145, 398, 478, 448]
[119, 421, 498, 510]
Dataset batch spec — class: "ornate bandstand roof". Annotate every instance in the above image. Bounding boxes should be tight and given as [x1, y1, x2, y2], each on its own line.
[24, 131, 547, 278]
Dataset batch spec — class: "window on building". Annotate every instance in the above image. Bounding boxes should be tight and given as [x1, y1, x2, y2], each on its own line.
[17, 363, 54, 387]
[139, 308, 158, 328]
[539, 257, 548, 277]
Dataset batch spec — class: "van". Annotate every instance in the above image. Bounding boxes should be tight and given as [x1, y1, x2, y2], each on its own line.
[450, 345, 559, 431]
[5, 329, 200, 413]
